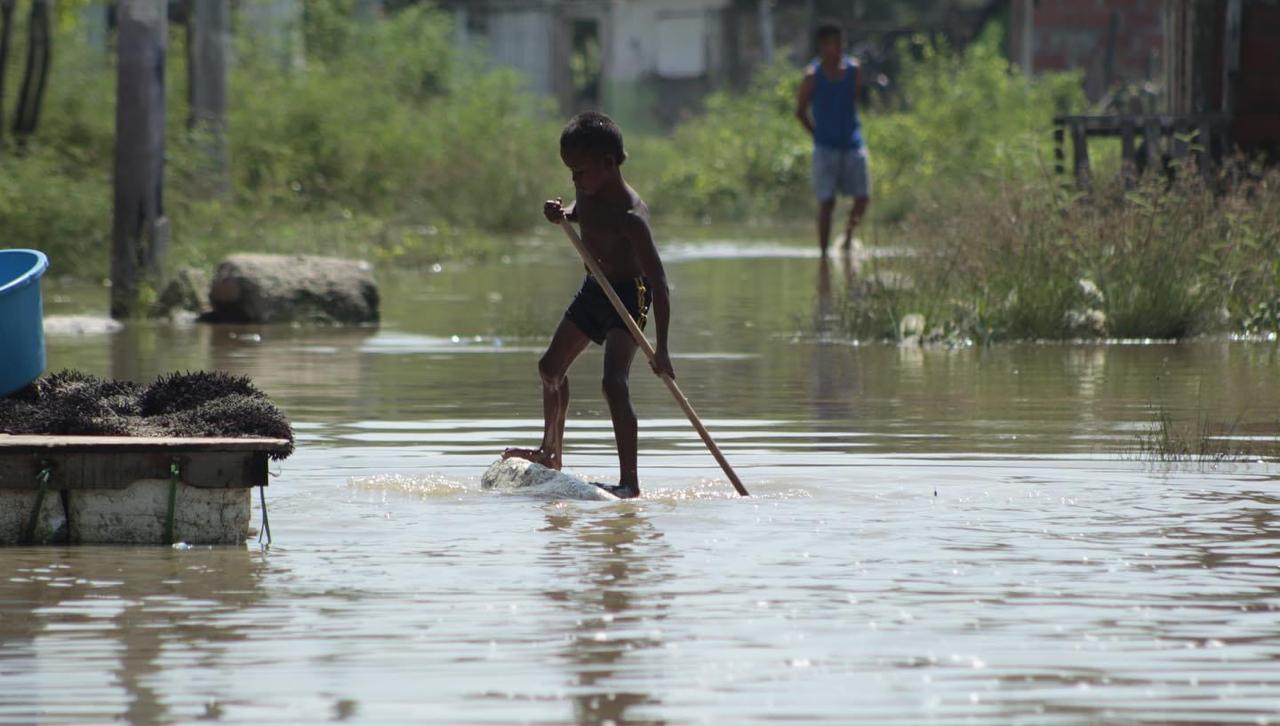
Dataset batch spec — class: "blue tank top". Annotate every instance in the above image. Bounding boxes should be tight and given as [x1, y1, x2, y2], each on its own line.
[809, 57, 864, 150]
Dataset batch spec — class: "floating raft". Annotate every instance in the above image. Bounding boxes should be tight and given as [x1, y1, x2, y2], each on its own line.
[481, 458, 618, 501]
[0, 435, 292, 545]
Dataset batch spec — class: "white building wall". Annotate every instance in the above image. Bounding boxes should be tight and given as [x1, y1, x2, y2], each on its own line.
[487, 9, 556, 96]
[607, 0, 729, 83]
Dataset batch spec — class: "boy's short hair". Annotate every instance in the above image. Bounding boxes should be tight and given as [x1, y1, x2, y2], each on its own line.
[560, 111, 627, 166]
[815, 21, 844, 45]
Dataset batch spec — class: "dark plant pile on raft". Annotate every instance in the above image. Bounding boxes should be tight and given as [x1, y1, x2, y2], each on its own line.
[0, 371, 294, 459]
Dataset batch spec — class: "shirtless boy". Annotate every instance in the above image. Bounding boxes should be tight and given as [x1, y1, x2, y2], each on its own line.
[502, 112, 673, 499]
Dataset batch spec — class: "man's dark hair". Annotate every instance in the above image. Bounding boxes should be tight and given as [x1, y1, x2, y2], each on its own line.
[560, 111, 626, 166]
[815, 22, 844, 45]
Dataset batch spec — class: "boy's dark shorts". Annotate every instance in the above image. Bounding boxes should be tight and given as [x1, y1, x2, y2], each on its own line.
[564, 275, 651, 345]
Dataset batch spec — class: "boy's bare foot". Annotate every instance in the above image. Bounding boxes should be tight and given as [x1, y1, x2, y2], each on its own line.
[501, 447, 560, 470]
[591, 481, 640, 499]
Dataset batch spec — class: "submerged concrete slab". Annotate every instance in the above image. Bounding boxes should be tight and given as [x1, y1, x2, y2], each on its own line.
[481, 458, 618, 501]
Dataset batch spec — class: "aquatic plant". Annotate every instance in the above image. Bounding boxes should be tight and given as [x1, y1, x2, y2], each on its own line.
[1133, 407, 1277, 464]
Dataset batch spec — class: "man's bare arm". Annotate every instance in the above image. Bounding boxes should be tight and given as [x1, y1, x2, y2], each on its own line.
[624, 211, 674, 378]
[796, 72, 816, 136]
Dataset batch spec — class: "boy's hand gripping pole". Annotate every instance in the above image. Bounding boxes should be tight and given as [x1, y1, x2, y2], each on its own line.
[559, 220, 750, 497]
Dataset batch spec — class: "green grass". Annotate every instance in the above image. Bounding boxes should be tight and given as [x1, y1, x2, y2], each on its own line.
[836, 163, 1280, 342]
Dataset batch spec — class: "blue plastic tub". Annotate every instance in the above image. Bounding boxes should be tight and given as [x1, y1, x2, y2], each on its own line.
[0, 249, 49, 396]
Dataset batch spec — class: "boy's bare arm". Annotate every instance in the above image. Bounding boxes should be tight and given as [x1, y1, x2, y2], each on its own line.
[795, 71, 816, 136]
[624, 211, 674, 378]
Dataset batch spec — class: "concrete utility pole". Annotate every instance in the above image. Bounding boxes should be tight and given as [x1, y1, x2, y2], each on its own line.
[187, 0, 230, 194]
[111, 0, 169, 319]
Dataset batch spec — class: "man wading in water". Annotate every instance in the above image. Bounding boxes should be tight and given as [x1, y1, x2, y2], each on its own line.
[796, 21, 872, 255]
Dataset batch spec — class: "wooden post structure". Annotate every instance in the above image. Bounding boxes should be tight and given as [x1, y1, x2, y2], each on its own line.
[1120, 118, 1136, 187]
[1052, 124, 1065, 177]
[1142, 117, 1161, 173]
[111, 0, 169, 320]
[1070, 121, 1090, 189]
[187, 0, 230, 194]
[1197, 118, 1214, 182]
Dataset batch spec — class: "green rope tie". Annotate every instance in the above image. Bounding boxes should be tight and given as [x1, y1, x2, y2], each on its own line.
[164, 459, 180, 546]
[258, 484, 272, 546]
[22, 464, 53, 545]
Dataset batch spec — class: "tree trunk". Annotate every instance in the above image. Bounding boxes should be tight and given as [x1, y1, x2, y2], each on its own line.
[12, 0, 51, 144]
[112, 0, 169, 320]
[187, 0, 230, 194]
[0, 0, 15, 152]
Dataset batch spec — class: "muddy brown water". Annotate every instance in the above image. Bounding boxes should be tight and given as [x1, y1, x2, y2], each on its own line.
[3, 238, 1279, 723]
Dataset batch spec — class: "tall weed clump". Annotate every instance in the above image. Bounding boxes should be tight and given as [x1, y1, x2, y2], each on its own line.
[841, 167, 1280, 342]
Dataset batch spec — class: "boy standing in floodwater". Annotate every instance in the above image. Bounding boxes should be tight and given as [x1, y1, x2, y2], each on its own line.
[796, 21, 872, 254]
[502, 112, 673, 499]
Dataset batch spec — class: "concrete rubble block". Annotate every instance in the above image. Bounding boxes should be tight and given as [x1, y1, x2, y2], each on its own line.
[42, 316, 125, 336]
[68, 480, 251, 545]
[481, 458, 618, 501]
[151, 265, 212, 318]
[0, 489, 68, 545]
[207, 253, 379, 324]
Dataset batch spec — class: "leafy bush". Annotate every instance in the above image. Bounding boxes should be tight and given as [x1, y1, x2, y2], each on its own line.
[639, 26, 1084, 225]
[1, 2, 562, 280]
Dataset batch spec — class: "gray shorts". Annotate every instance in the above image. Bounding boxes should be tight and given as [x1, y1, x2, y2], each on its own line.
[812, 145, 871, 201]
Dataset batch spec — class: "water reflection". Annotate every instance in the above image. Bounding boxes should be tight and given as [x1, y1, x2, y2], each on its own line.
[809, 254, 857, 430]
[540, 509, 672, 724]
[0, 548, 266, 723]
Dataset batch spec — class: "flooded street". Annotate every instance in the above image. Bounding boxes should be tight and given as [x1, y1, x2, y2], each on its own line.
[4, 236, 1280, 723]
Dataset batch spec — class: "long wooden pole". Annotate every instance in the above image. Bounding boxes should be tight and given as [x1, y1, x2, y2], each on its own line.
[559, 221, 749, 497]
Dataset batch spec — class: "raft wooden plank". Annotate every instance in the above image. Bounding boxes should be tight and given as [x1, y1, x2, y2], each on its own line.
[0, 450, 272, 490]
[0, 435, 290, 453]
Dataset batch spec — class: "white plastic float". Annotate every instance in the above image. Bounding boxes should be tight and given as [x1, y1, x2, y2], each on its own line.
[481, 458, 619, 501]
